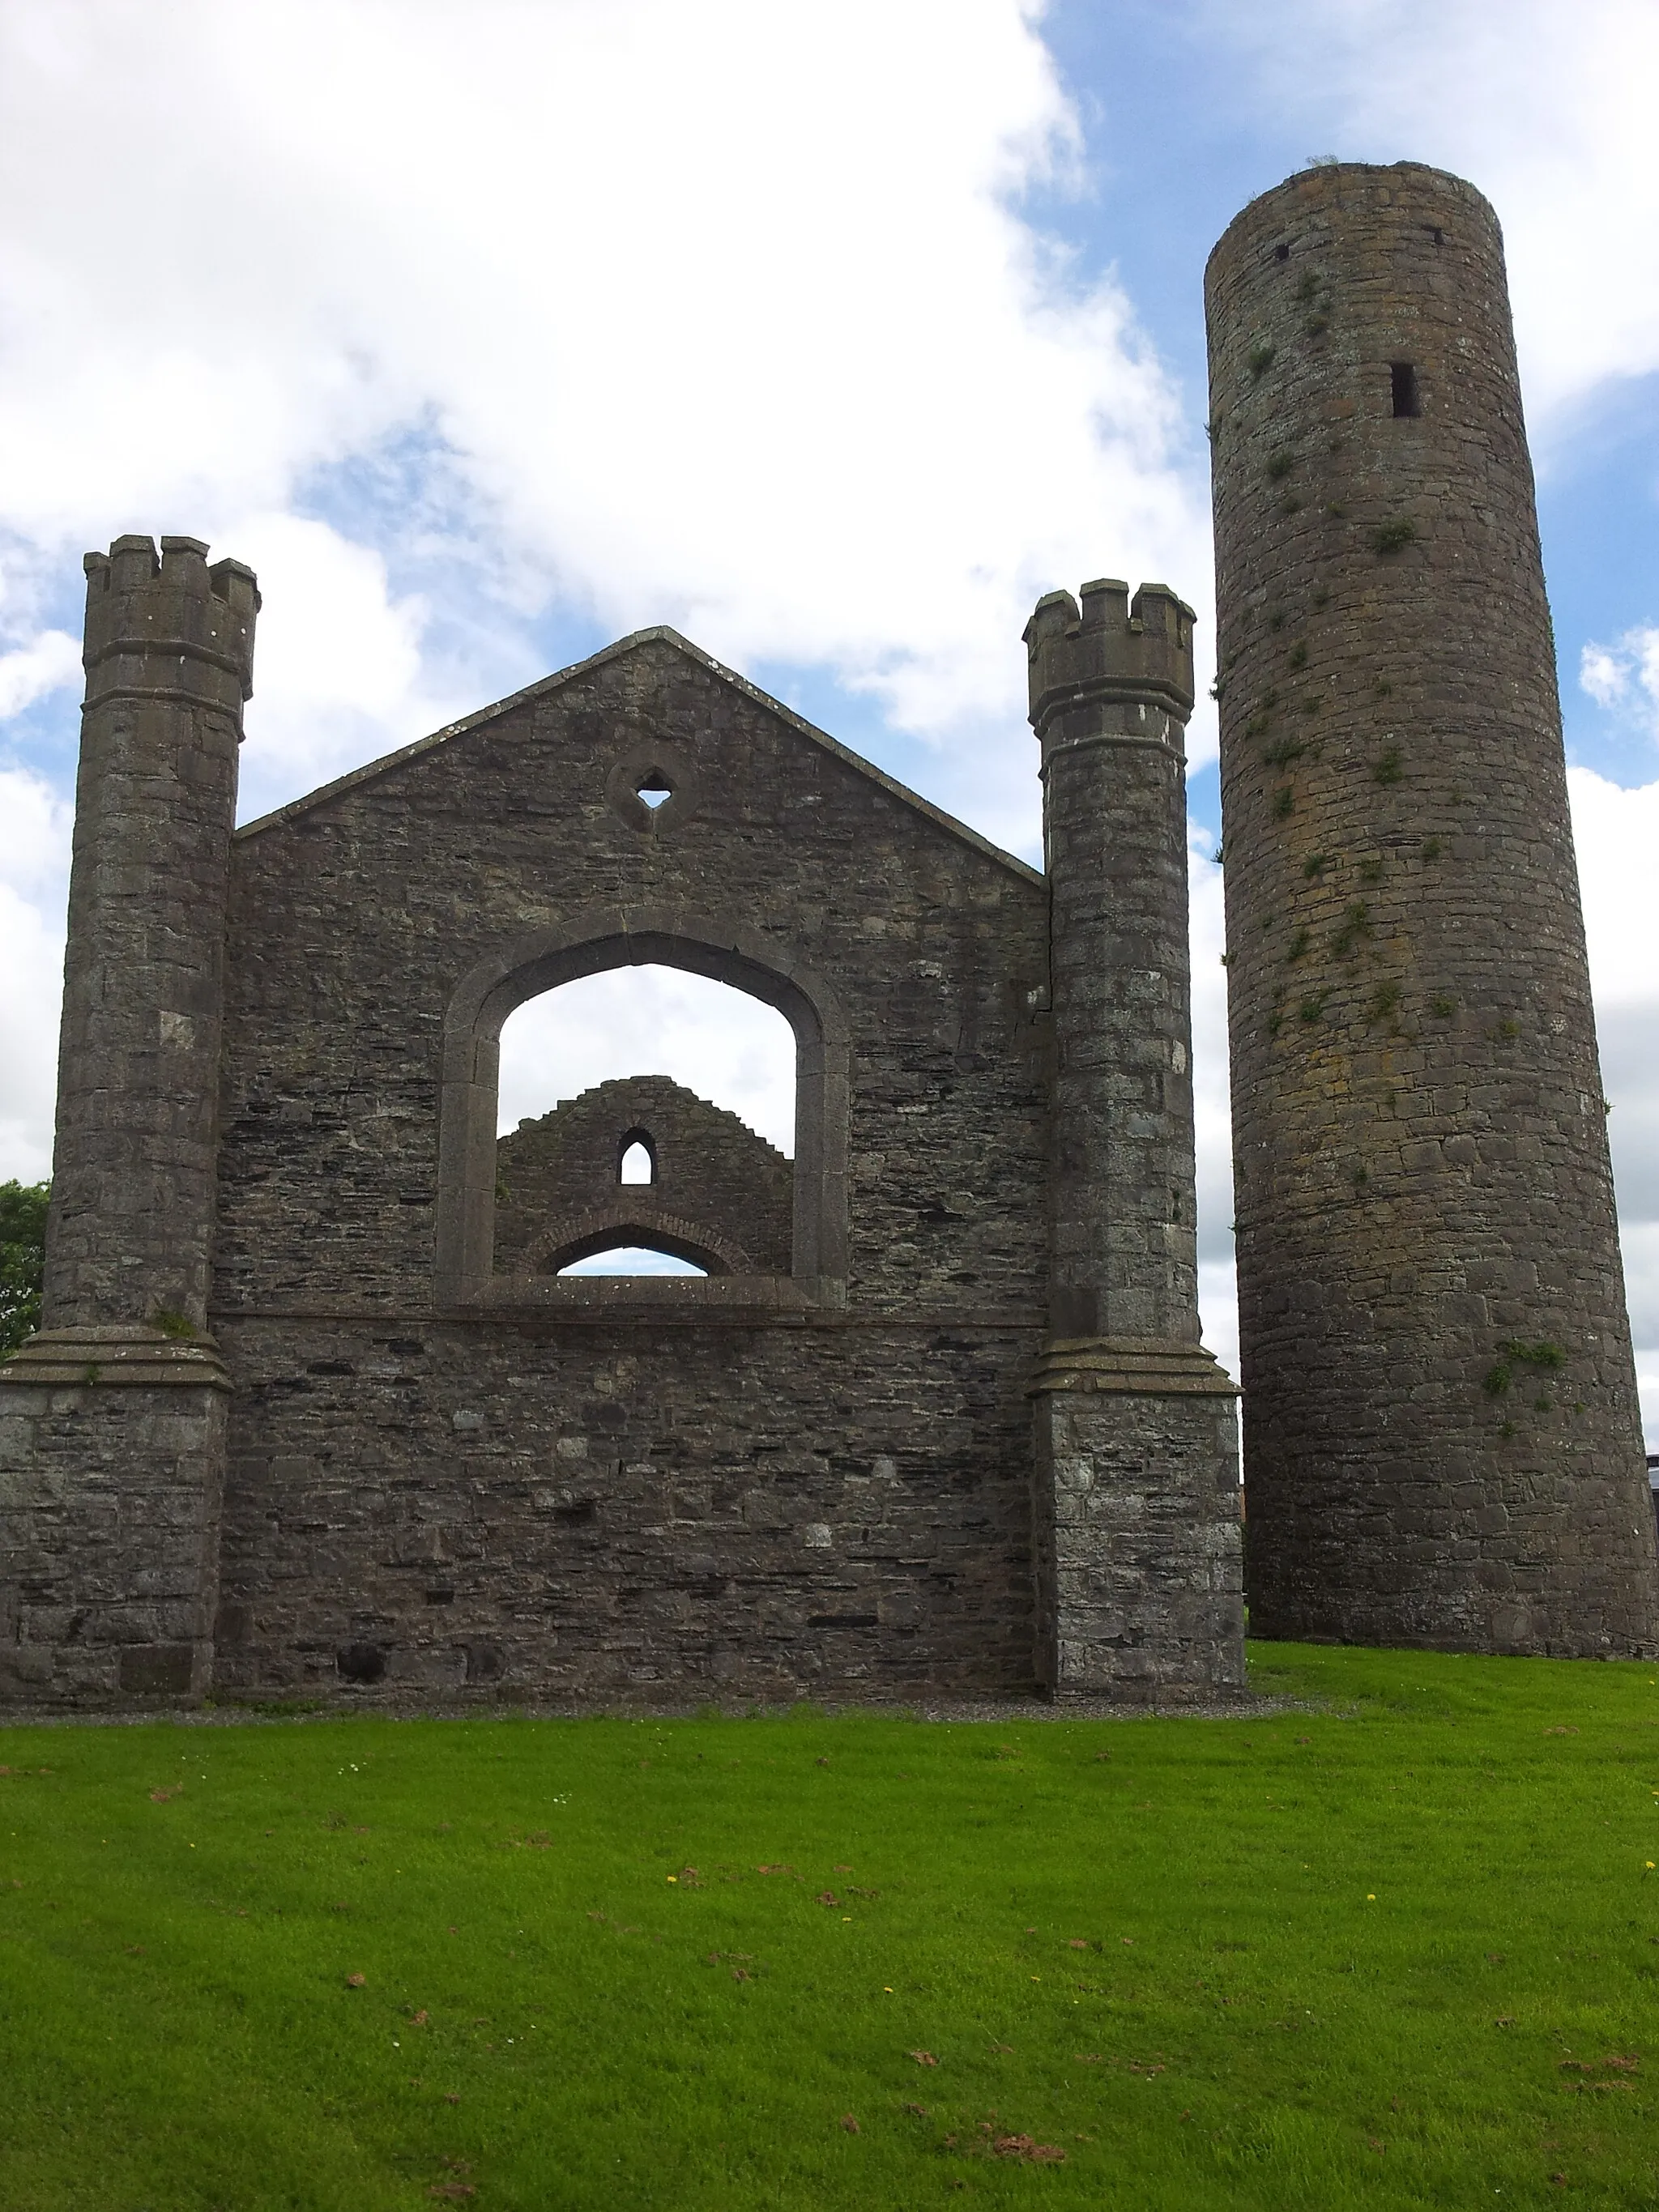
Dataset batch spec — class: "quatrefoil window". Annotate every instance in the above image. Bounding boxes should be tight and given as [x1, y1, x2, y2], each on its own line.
[606, 742, 696, 832]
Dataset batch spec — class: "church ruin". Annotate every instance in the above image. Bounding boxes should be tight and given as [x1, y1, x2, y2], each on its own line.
[2, 160, 1654, 1707]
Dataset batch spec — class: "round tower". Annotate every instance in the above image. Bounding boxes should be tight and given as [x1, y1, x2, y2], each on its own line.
[1205, 162, 1658, 1652]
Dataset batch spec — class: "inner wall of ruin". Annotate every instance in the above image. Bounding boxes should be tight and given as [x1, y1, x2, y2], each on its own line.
[493, 1076, 794, 1280]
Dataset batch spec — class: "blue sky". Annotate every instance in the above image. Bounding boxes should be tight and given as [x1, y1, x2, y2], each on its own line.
[1, 0, 1657, 1424]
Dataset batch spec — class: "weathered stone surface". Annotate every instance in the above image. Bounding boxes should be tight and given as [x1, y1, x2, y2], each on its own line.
[49, 535, 256, 1335]
[494, 1076, 792, 1277]
[0, 1379, 227, 1701]
[208, 1317, 1036, 1701]
[0, 538, 251, 1701]
[1032, 1376, 1244, 1700]
[204, 621, 1053, 1702]
[5, 157, 1646, 1707]
[1205, 161, 1659, 1653]
[1024, 582, 1246, 1693]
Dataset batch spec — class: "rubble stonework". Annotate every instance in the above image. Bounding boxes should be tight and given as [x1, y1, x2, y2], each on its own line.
[2, 558, 1241, 1706]
[1024, 580, 1244, 1694]
[2, 157, 1651, 1707]
[1205, 160, 1659, 1652]
[493, 1076, 793, 1279]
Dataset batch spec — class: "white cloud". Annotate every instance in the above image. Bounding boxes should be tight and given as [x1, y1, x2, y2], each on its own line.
[228, 514, 462, 816]
[498, 970, 796, 1156]
[1623, 1226, 1659, 1451]
[0, 767, 70, 1182]
[1569, 768, 1659, 1013]
[1570, 766, 1659, 1443]
[1580, 627, 1659, 739]
[0, 0, 1206, 775]
[0, 761, 71, 903]
[1188, 831, 1236, 1366]
[1199, 0, 1659, 425]
[0, 629, 79, 718]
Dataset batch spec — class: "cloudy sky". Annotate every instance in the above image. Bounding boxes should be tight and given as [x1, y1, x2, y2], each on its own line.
[2, 0, 1657, 1425]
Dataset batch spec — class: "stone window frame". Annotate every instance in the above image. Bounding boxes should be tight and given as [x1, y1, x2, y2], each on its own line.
[434, 905, 848, 1307]
[616, 1126, 658, 1184]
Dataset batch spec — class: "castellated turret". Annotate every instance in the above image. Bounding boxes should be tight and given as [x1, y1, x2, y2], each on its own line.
[0, 535, 258, 1700]
[1026, 578, 1245, 1700]
[1205, 162, 1659, 1653]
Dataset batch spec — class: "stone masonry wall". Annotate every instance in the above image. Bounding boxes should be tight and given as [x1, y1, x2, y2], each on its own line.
[0, 1381, 227, 1701]
[1031, 1382, 1243, 1702]
[494, 1076, 793, 1276]
[209, 1317, 1035, 1701]
[1023, 582, 1245, 1698]
[46, 536, 255, 1334]
[1206, 162, 1659, 1654]
[0, 535, 254, 1705]
[207, 631, 1052, 1700]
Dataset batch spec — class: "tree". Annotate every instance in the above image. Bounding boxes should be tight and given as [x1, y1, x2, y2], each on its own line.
[0, 1180, 48, 1357]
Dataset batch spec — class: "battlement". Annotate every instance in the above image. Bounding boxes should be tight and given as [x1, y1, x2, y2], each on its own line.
[1024, 578, 1196, 736]
[83, 533, 260, 705]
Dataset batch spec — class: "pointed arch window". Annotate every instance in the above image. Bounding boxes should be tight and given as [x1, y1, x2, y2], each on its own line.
[618, 1132, 656, 1185]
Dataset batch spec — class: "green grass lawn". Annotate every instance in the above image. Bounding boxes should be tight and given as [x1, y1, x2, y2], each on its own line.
[2, 1646, 1657, 2210]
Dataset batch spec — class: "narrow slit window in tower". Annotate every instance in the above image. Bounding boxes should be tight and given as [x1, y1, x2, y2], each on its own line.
[1390, 362, 1420, 418]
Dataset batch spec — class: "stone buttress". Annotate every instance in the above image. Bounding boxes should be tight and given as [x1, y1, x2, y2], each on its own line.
[1026, 580, 1246, 1698]
[0, 535, 257, 1700]
[1206, 162, 1659, 1653]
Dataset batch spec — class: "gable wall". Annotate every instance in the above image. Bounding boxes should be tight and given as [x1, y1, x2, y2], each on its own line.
[207, 638, 1053, 1699]
[215, 639, 1047, 1311]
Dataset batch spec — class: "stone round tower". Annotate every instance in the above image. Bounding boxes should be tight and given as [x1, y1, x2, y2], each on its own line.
[1205, 161, 1658, 1654]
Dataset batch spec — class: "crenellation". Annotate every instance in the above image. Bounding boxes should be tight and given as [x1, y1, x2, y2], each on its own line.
[81, 531, 259, 706]
[1025, 578, 1196, 741]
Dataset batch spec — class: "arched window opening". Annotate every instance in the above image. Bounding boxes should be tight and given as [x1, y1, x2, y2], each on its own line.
[636, 771, 673, 810]
[619, 1132, 655, 1185]
[436, 914, 849, 1301]
[492, 963, 795, 1281]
